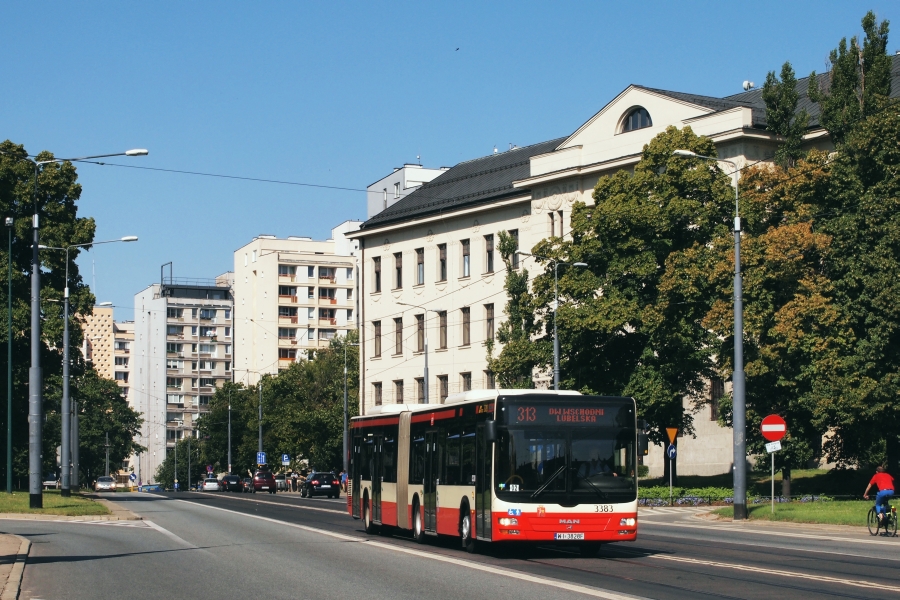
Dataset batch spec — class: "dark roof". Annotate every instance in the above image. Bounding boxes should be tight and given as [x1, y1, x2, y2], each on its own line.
[360, 137, 565, 230]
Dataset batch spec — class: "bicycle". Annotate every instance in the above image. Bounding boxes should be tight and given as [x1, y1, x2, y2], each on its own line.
[867, 503, 898, 537]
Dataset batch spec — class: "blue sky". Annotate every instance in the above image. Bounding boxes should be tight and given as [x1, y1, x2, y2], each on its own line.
[1, 1, 894, 320]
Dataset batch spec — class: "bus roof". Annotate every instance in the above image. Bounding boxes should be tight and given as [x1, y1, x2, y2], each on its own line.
[362, 389, 582, 417]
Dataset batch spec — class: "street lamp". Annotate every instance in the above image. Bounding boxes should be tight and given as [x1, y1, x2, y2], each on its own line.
[39, 236, 138, 497]
[672, 148, 746, 521]
[0, 147, 147, 509]
[5, 217, 12, 494]
[517, 253, 587, 390]
[397, 302, 444, 403]
[343, 341, 359, 474]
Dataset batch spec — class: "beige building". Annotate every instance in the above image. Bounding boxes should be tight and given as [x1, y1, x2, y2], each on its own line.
[81, 305, 114, 379]
[348, 71, 851, 477]
[132, 272, 234, 482]
[233, 221, 361, 386]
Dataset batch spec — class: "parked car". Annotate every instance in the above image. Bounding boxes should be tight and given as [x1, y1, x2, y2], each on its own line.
[252, 471, 277, 494]
[301, 472, 340, 498]
[43, 472, 59, 490]
[242, 477, 253, 493]
[202, 478, 222, 492]
[275, 474, 287, 491]
[141, 483, 163, 492]
[94, 476, 116, 492]
[221, 475, 243, 492]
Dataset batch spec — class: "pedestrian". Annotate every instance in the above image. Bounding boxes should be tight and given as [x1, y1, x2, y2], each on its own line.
[291, 471, 299, 492]
[340, 470, 347, 493]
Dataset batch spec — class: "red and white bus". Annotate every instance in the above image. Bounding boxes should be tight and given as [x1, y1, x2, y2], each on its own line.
[348, 390, 638, 554]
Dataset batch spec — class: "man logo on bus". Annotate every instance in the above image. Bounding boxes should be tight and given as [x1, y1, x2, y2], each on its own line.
[559, 519, 580, 525]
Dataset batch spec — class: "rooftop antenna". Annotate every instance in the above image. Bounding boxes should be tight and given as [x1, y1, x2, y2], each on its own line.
[417, 154, 421, 165]
[493, 146, 498, 154]
[742, 80, 756, 91]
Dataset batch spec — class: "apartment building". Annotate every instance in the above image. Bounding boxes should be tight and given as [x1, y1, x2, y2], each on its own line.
[348, 68, 861, 477]
[367, 164, 448, 219]
[233, 221, 361, 386]
[132, 272, 234, 482]
[81, 305, 114, 379]
[113, 321, 134, 399]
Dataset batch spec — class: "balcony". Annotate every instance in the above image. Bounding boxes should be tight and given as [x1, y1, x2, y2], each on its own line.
[279, 316, 299, 324]
[166, 333, 185, 340]
[318, 297, 337, 306]
[279, 274, 296, 282]
[319, 318, 337, 326]
[278, 295, 299, 304]
[278, 337, 298, 345]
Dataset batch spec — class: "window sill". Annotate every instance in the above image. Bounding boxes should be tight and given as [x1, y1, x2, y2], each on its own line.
[392, 353, 403, 358]
[435, 348, 448, 353]
[459, 344, 471, 349]
[413, 283, 425, 289]
[392, 288, 403, 292]
[370, 291, 382, 296]
[371, 355, 382, 360]
[459, 276, 471, 281]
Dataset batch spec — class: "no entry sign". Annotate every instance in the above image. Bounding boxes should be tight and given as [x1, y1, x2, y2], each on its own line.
[761, 414, 787, 442]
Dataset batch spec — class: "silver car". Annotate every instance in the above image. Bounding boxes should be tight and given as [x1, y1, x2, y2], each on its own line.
[202, 478, 222, 492]
[94, 476, 116, 492]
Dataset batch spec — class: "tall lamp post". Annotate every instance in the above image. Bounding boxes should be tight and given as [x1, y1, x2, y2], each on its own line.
[40, 237, 138, 497]
[343, 341, 359, 474]
[672, 149, 746, 520]
[5, 217, 12, 494]
[0, 147, 147, 509]
[397, 302, 443, 403]
[517, 253, 587, 390]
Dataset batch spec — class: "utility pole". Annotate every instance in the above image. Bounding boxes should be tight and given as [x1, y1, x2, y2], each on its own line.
[228, 388, 232, 474]
[71, 400, 79, 489]
[6, 217, 12, 495]
[187, 435, 191, 491]
[258, 379, 263, 455]
[174, 434, 178, 492]
[104, 431, 110, 477]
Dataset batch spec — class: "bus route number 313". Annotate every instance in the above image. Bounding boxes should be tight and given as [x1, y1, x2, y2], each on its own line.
[517, 407, 536, 422]
[594, 505, 614, 513]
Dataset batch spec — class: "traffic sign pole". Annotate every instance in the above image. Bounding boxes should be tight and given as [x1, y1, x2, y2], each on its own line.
[761, 415, 787, 514]
[771, 450, 775, 514]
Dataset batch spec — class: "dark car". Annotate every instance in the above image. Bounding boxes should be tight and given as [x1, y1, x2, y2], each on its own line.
[242, 477, 253, 493]
[253, 470, 277, 494]
[301, 472, 340, 498]
[221, 475, 243, 492]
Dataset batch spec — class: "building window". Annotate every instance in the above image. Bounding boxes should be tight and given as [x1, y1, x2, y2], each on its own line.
[416, 248, 424, 285]
[115, 356, 129, 367]
[484, 234, 494, 273]
[437, 244, 447, 281]
[710, 378, 724, 421]
[394, 317, 403, 355]
[115, 372, 129, 382]
[279, 348, 296, 360]
[374, 382, 383, 406]
[167, 307, 183, 318]
[394, 252, 403, 289]
[278, 328, 296, 340]
[461, 372, 472, 392]
[252, 250, 257, 263]
[415, 378, 424, 403]
[509, 229, 519, 269]
[383, 188, 387, 208]
[373, 321, 382, 357]
[394, 380, 404, 403]
[347, 288, 353, 300]
[461, 307, 470, 346]
[485, 370, 496, 389]
[308, 266, 315, 278]
[166, 377, 181, 388]
[394, 182, 400, 198]
[416, 314, 424, 352]
[622, 106, 652, 132]
[373, 257, 381, 293]
[549, 212, 556, 237]
[461, 239, 470, 277]
[224, 309, 231, 320]
[438, 375, 448, 402]
[438, 311, 447, 349]
[279, 265, 296, 277]
[346, 267, 353, 280]
[308, 286, 315, 299]
[166, 359, 180, 370]
[485, 304, 494, 341]
[347, 309, 353, 321]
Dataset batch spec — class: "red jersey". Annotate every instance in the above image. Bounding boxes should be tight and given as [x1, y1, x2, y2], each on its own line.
[869, 472, 895, 491]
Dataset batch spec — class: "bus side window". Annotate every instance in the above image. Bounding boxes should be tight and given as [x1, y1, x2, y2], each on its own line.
[461, 425, 476, 484]
[444, 427, 461, 486]
[361, 437, 372, 481]
[410, 425, 426, 484]
[383, 435, 397, 483]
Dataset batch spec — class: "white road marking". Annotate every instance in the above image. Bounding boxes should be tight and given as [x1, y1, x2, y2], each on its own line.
[190, 492, 346, 515]
[651, 554, 900, 593]
[176, 500, 646, 600]
[144, 519, 198, 548]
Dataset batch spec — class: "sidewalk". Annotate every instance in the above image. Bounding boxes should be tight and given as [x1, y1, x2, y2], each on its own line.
[0, 534, 29, 600]
[695, 510, 870, 535]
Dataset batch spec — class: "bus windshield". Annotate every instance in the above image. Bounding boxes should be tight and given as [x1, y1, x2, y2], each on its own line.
[494, 397, 637, 504]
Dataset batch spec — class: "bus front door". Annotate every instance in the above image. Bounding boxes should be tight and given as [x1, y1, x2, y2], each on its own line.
[424, 431, 438, 533]
[351, 436, 361, 519]
[475, 423, 492, 541]
[372, 435, 383, 524]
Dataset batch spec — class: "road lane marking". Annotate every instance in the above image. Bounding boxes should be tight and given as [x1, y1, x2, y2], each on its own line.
[176, 500, 646, 600]
[650, 554, 900, 593]
[641, 519, 897, 547]
[145, 519, 198, 549]
[189, 492, 346, 515]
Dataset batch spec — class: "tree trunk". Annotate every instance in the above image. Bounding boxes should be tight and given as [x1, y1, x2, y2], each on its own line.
[781, 467, 791, 500]
[886, 433, 900, 474]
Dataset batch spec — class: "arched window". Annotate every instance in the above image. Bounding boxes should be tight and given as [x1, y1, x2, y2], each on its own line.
[622, 107, 652, 132]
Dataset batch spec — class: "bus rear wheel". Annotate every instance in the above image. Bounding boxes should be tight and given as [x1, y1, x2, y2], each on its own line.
[460, 511, 476, 553]
[412, 502, 426, 544]
[363, 495, 378, 535]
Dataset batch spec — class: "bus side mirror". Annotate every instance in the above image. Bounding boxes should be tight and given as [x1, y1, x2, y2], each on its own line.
[638, 432, 649, 456]
[484, 420, 497, 443]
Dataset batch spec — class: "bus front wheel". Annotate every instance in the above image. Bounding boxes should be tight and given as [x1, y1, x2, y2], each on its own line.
[412, 501, 426, 544]
[460, 510, 476, 553]
[363, 494, 378, 535]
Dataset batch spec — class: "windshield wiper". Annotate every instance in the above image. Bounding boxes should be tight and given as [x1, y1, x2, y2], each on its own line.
[578, 475, 609, 500]
[531, 465, 567, 499]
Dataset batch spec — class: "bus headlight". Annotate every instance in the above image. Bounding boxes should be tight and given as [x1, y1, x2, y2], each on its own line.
[498, 517, 518, 526]
[619, 518, 636, 527]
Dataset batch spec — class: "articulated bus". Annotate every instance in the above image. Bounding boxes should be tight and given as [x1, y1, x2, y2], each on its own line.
[348, 390, 638, 554]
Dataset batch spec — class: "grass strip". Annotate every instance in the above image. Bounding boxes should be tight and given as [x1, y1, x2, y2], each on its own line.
[0, 489, 110, 516]
[711, 500, 871, 526]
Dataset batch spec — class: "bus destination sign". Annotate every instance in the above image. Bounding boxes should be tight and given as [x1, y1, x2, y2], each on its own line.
[502, 401, 625, 426]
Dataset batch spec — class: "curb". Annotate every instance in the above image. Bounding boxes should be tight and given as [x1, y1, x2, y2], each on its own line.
[1, 535, 30, 600]
[693, 511, 867, 533]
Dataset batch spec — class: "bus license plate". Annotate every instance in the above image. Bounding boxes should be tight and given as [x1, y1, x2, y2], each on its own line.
[554, 533, 584, 540]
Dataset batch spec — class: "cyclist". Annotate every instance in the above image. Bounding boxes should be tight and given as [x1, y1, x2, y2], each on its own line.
[863, 466, 895, 523]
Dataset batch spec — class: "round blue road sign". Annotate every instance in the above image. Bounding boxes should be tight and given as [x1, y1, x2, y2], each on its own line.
[666, 444, 677, 460]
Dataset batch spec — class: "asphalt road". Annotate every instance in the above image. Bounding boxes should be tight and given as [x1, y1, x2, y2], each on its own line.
[4, 491, 900, 599]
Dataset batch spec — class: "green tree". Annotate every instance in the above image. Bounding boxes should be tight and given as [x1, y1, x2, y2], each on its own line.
[0, 141, 97, 483]
[808, 11, 891, 145]
[762, 61, 809, 168]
